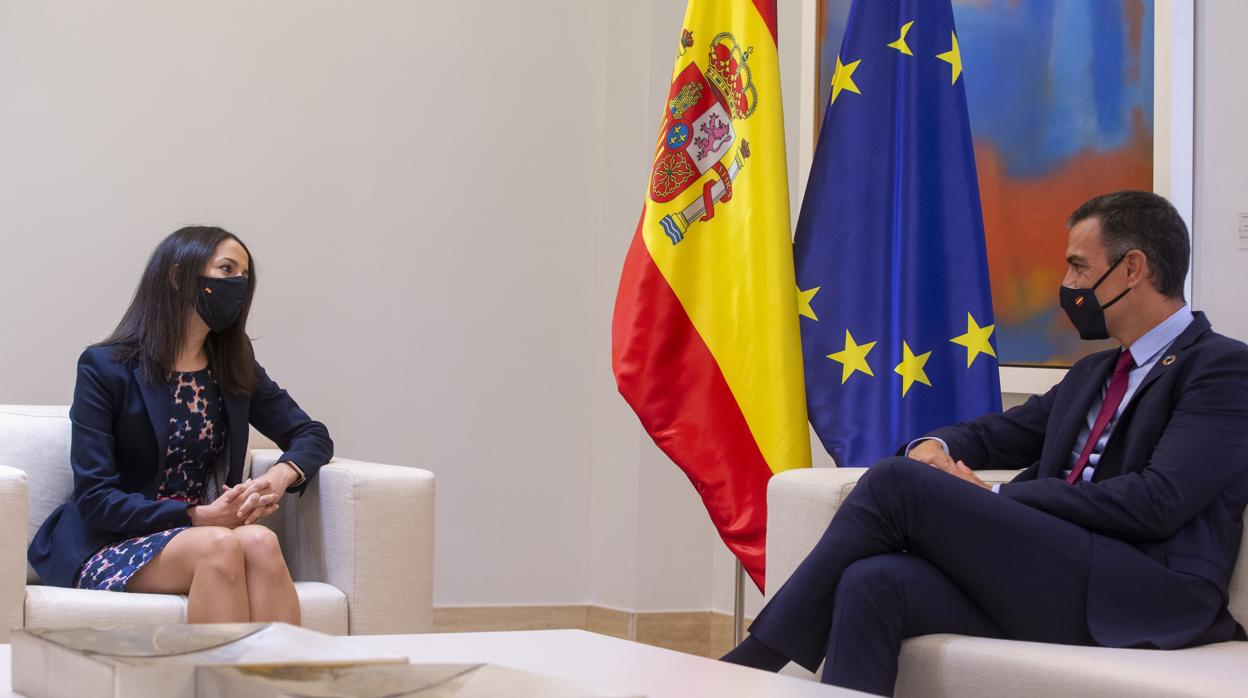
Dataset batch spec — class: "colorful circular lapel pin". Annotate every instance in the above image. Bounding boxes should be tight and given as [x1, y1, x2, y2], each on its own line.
[1161, 354, 1176, 366]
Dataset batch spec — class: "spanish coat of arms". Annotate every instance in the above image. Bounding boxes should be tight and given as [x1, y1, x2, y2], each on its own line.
[650, 31, 759, 244]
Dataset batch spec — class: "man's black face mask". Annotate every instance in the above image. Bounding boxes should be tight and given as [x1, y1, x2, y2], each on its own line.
[1059, 254, 1130, 341]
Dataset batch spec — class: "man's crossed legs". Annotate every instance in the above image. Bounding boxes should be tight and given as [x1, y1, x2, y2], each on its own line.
[732, 458, 1098, 695]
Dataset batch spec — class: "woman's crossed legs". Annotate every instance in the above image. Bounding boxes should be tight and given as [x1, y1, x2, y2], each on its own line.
[127, 525, 301, 625]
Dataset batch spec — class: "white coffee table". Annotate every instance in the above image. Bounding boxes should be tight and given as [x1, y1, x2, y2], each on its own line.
[0, 629, 864, 697]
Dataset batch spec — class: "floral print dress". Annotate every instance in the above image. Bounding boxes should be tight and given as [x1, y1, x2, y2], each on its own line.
[74, 368, 227, 591]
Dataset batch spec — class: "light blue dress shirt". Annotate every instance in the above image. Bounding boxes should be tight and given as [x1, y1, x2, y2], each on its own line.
[907, 305, 1194, 491]
[1059, 304, 1194, 483]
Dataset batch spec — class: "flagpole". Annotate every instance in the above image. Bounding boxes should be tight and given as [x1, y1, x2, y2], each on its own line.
[733, 559, 745, 645]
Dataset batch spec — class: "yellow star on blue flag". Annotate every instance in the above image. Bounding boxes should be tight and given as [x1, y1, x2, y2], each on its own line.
[797, 286, 821, 321]
[950, 313, 996, 367]
[827, 330, 876, 384]
[894, 342, 932, 396]
[936, 32, 963, 84]
[887, 21, 914, 56]
[829, 55, 863, 105]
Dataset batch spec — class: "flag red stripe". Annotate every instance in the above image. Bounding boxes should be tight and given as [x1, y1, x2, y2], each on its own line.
[750, 0, 778, 44]
[612, 212, 775, 589]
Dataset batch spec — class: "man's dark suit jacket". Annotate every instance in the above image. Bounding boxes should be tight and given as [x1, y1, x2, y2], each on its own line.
[926, 311, 1248, 648]
[28, 344, 334, 589]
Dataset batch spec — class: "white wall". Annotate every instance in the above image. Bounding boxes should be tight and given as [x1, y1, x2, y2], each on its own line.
[1193, 1, 1248, 341]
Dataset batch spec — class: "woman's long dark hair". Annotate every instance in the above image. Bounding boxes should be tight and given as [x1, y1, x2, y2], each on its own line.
[98, 226, 258, 395]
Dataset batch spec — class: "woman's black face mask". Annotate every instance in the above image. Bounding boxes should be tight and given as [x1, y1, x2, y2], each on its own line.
[195, 275, 248, 332]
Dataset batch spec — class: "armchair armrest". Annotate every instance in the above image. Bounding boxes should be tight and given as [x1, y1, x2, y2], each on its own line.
[252, 450, 435, 635]
[765, 467, 1020, 599]
[0, 465, 28, 642]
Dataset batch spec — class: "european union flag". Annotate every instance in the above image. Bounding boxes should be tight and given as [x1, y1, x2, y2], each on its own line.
[795, 0, 1001, 467]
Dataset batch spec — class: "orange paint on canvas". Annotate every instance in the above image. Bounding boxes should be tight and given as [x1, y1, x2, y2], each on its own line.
[976, 107, 1151, 333]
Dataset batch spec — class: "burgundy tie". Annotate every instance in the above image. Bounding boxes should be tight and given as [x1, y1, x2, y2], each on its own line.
[1066, 349, 1134, 484]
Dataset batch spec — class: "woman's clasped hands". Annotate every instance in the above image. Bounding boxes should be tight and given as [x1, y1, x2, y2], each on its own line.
[187, 462, 302, 527]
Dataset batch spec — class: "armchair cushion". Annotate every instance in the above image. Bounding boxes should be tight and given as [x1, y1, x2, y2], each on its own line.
[896, 634, 1248, 698]
[23, 581, 347, 636]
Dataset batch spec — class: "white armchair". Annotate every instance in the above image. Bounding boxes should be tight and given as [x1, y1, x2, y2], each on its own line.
[0, 405, 435, 642]
[766, 467, 1248, 698]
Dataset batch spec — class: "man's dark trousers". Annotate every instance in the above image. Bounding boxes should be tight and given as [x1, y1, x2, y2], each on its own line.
[749, 457, 1108, 695]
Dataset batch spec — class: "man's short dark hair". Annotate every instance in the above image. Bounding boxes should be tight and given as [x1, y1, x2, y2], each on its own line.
[1067, 190, 1189, 300]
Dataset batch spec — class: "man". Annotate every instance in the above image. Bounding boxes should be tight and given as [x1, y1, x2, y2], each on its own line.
[722, 191, 1248, 696]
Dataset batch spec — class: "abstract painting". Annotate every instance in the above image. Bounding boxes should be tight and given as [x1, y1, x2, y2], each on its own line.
[816, 0, 1154, 366]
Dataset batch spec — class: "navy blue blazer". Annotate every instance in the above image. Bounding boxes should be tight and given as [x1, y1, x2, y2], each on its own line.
[926, 312, 1248, 648]
[28, 344, 334, 588]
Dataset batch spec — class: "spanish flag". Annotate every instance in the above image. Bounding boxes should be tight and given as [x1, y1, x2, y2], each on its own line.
[612, 0, 810, 590]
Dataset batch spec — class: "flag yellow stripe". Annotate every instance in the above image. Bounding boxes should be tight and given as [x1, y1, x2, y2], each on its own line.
[643, 1, 810, 474]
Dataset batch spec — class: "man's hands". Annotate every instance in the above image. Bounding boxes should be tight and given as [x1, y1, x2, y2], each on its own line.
[907, 439, 991, 490]
[187, 462, 302, 527]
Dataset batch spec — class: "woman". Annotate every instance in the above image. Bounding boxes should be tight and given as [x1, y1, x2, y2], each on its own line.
[28, 226, 333, 624]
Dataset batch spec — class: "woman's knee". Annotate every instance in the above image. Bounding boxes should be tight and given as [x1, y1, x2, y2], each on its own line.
[233, 525, 288, 574]
[194, 528, 246, 582]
